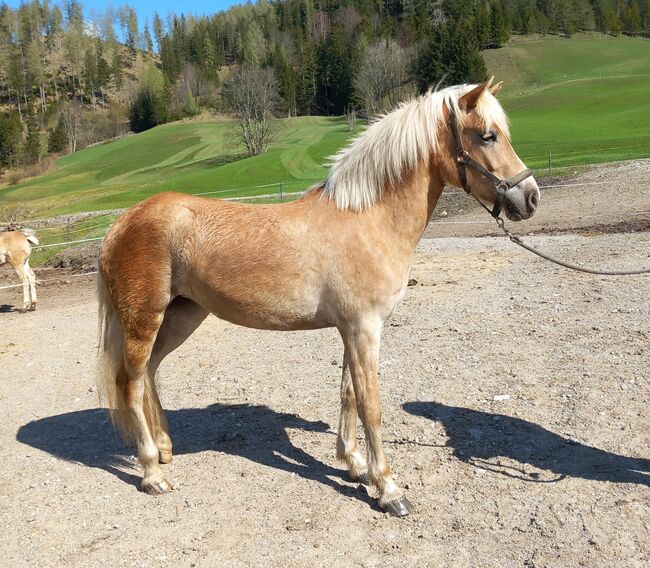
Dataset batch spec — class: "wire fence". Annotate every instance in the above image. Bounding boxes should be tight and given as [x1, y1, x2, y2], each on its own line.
[12, 177, 645, 254]
[0, 270, 98, 291]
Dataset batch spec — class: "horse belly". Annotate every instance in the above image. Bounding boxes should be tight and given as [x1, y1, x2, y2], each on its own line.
[181, 278, 330, 331]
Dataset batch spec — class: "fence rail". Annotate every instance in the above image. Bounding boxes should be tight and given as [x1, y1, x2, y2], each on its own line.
[8, 178, 646, 253]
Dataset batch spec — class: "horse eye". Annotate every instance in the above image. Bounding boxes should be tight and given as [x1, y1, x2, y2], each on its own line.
[482, 130, 497, 144]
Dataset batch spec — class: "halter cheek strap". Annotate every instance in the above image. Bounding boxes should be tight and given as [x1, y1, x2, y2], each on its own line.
[449, 108, 533, 219]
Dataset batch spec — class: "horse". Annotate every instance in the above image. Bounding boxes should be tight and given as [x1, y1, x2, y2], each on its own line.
[0, 228, 39, 311]
[97, 78, 539, 516]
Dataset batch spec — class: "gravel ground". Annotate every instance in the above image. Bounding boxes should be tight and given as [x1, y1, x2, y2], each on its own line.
[0, 161, 648, 567]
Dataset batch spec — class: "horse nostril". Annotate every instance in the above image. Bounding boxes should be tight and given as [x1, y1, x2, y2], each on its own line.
[527, 191, 539, 210]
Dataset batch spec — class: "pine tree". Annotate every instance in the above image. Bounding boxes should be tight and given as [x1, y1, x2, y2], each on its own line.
[183, 88, 198, 116]
[48, 115, 68, 154]
[316, 23, 354, 115]
[475, 2, 491, 50]
[414, 23, 447, 94]
[22, 111, 42, 165]
[129, 87, 167, 133]
[143, 22, 154, 52]
[271, 43, 297, 116]
[0, 111, 22, 171]
[296, 40, 316, 115]
[489, 0, 509, 47]
[415, 19, 488, 92]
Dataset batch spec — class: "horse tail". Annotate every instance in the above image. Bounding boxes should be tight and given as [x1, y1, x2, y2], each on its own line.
[20, 228, 39, 246]
[97, 270, 164, 445]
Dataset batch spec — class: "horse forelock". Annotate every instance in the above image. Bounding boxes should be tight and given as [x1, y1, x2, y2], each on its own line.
[323, 84, 510, 212]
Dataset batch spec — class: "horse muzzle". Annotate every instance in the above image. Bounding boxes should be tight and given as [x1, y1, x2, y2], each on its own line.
[503, 177, 540, 221]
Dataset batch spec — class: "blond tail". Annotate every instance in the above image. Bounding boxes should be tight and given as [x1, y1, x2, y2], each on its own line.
[96, 272, 164, 446]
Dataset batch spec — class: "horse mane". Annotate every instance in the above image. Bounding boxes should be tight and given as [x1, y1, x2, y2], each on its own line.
[322, 84, 510, 211]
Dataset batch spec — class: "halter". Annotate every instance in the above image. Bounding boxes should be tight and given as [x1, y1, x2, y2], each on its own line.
[448, 107, 533, 219]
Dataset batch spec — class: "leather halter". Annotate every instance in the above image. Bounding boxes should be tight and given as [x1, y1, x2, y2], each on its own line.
[448, 107, 533, 219]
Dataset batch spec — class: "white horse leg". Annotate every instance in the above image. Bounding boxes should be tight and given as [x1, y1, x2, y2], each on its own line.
[336, 348, 369, 482]
[11, 260, 30, 311]
[342, 321, 413, 516]
[147, 297, 209, 464]
[25, 260, 36, 309]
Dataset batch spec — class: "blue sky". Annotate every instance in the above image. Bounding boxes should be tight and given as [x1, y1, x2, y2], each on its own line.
[5, 1, 243, 25]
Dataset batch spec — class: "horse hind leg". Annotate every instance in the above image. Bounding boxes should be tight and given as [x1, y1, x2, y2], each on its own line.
[115, 310, 177, 495]
[146, 297, 209, 464]
[336, 348, 369, 483]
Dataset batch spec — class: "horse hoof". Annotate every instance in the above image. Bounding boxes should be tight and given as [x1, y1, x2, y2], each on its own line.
[383, 496, 413, 517]
[141, 477, 172, 495]
[159, 450, 173, 464]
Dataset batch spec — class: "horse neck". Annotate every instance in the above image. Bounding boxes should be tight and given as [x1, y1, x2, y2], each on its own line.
[373, 161, 445, 254]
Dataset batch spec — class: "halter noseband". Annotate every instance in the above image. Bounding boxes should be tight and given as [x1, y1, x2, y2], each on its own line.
[448, 107, 533, 219]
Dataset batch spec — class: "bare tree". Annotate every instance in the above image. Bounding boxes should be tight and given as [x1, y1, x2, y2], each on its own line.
[222, 66, 280, 157]
[60, 102, 81, 153]
[354, 39, 413, 118]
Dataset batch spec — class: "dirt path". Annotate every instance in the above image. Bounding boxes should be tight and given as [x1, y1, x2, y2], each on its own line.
[0, 162, 648, 567]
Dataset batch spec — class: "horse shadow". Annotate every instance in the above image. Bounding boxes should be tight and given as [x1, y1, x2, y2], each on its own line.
[403, 401, 649, 485]
[0, 303, 19, 313]
[16, 403, 374, 506]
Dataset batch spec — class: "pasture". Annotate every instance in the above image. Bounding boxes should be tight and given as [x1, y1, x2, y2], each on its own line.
[0, 116, 352, 218]
[1, 161, 648, 567]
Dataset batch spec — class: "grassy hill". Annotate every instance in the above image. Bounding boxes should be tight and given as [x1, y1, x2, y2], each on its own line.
[0, 116, 353, 217]
[483, 34, 650, 95]
[486, 34, 650, 170]
[2, 34, 650, 222]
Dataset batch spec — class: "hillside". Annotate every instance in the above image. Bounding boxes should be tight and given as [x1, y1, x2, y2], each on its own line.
[0, 116, 353, 217]
[484, 34, 650, 170]
[483, 34, 650, 95]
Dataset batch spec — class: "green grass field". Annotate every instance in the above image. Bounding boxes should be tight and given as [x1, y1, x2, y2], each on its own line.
[0, 116, 353, 217]
[483, 33, 650, 95]
[2, 34, 650, 223]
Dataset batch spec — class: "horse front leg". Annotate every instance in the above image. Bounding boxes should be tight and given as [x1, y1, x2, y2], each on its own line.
[336, 348, 369, 483]
[25, 260, 37, 310]
[11, 261, 30, 311]
[342, 322, 413, 517]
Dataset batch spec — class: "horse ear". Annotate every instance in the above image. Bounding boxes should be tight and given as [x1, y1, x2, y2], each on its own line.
[459, 77, 494, 112]
[489, 81, 503, 97]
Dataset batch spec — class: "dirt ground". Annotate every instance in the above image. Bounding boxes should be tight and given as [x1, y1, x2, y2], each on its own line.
[0, 161, 648, 567]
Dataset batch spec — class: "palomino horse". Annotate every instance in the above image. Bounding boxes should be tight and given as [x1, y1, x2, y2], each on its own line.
[98, 79, 539, 516]
[0, 229, 38, 311]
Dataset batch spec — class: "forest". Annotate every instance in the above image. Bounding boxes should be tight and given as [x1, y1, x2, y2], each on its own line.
[1, 0, 650, 172]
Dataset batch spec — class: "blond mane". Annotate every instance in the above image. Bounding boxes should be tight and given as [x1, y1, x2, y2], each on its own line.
[323, 84, 510, 211]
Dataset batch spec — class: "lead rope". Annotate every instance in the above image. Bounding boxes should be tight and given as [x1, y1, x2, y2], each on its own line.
[492, 214, 650, 276]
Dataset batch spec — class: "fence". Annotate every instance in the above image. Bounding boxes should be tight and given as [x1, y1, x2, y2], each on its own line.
[10, 176, 643, 257]
[1, 174, 648, 293]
